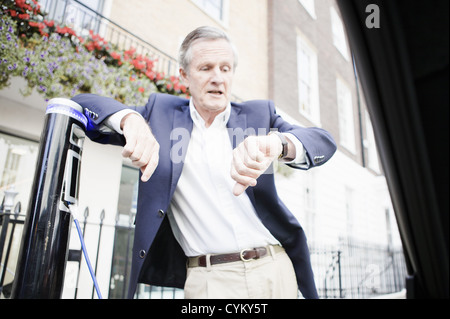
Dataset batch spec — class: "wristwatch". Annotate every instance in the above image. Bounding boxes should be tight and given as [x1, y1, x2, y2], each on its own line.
[269, 131, 288, 159]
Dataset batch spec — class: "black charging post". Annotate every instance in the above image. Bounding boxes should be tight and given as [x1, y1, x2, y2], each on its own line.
[11, 98, 87, 299]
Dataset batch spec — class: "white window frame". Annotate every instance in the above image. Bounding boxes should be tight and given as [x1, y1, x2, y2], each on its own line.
[298, 0, 317, 19]
[303, 171, 317, 240]
[336, 77, 356, 153]
[0, 132, 39, 214]
[297, 34, 321, 125]
[191, 0, 229, 26]
[345, 186, 355, 237]
[330, 6, 350, 61]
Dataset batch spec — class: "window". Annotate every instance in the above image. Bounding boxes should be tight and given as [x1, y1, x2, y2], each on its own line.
[365, 111, 381, 172]
[298, 0, 317, 19]
[192, 0, 228, 24]
[108, 165, 138, 299]
[345, 186, 355, 236]
[330, 6, 350, 60]
[303, 171, 317, 240]
[0, 133, 39, 212]
[336, 77, 356, 153]
[297, 35, 321, 125]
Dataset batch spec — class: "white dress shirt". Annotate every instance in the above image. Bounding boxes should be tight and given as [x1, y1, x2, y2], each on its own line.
[106, 99, 307, 256]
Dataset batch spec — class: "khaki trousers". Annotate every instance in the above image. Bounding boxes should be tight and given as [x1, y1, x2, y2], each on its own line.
[184, 246, 298, 299]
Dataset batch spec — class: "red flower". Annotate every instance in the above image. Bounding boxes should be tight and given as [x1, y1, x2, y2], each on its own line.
[44, 20, 55, 27]
[156, 72, 164, 81]
[56, 26, 77, 37]
[18, 13, 30, 20]
[145, 71, 156, 81]
[67, 27, 77, 36]
[131, 59, 145, 70]
[138, 87, 145, 93]
[111, 52, 120, 59]
[29, 21, 46, 36]
[15, 0, 31, 11]
[15, 0, 25, 7]
[15, 0, 31, 10]
[124, 47, 137, 61]
[85, 42, 95, 52]
[32, 1, 41, 15]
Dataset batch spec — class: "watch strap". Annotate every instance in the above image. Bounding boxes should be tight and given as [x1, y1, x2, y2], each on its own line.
[269, 131, 288, 159]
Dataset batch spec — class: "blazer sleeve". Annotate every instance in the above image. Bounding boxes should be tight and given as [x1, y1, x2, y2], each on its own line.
[71, 93, 155, 146]
[268, 101, 337, 169]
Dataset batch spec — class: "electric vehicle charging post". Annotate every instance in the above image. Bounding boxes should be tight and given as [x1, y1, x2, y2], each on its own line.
[11, 98, 91, 299]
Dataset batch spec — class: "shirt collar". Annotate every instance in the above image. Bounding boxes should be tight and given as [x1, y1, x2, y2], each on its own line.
[189, 98, 231, 129]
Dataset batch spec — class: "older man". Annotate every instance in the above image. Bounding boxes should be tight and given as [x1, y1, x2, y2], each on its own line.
[72, 26, 336, 299]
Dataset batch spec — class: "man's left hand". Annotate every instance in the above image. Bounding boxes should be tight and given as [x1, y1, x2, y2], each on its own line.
[231, 134, 283, 196]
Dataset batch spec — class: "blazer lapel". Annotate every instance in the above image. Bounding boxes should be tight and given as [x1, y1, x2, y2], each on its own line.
[227, 104, 246, 148]
[169, 103, 193, 199]
[227, 104, 257, 206]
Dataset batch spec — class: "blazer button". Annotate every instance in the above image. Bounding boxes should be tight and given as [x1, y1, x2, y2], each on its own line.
[139, 250, 146, 259]
[158, 209, 165, 218]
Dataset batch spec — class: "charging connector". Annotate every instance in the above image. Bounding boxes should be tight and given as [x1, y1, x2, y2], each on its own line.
[69, 204, 103, 299]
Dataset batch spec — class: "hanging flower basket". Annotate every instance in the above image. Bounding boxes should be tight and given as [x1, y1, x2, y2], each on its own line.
[0, 0, 189, 105]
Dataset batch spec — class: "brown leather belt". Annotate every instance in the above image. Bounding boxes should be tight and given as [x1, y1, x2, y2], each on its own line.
[188, 245, 283, 268]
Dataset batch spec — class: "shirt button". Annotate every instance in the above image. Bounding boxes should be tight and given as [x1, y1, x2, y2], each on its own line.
[158, 209, 165, 218]
[139, 250, 146, 259]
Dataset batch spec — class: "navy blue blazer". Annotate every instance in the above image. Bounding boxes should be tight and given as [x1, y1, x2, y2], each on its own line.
[72, 93, 336, 299]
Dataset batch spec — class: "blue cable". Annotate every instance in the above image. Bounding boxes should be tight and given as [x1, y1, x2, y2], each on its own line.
[72, 213, 103, 299]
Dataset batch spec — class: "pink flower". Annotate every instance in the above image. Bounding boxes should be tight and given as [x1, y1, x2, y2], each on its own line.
[156, 72, 164, 81]
[44, 20, 55, 27]
[145, 71, 156, 81]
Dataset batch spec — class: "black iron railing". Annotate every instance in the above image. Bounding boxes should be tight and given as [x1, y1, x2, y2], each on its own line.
[0, 196, 24, 299]
[1, 190, 406, 299]
[310, 239, 407, 299]
[0, 194, 184, 299]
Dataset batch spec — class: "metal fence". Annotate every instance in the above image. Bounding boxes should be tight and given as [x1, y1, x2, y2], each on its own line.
[1, 192, 406, 299]
[0, 195, 184, 299]
[0, 195, 24, 299]
[310, 239, 407, 299]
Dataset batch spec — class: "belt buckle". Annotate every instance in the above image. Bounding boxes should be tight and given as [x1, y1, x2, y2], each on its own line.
[240, 248, 252, 262]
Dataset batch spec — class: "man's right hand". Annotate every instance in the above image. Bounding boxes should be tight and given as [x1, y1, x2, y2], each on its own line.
[121, 113, 160, 182]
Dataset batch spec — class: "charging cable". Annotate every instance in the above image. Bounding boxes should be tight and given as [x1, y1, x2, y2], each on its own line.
[69, 204, 103, 299]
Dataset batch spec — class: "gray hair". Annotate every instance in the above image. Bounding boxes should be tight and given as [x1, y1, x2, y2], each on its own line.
[178, 26, 238, 72]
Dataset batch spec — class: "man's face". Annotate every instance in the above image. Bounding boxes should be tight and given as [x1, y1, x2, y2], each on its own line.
[180, 39, 235, 120]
